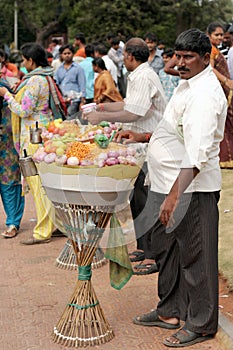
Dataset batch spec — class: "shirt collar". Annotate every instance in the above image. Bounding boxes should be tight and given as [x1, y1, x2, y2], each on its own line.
[128, 62, 149, 81]
[178, 64, 212, 89]
[61, 61, 76, 68]
[151, 52, 161, 60]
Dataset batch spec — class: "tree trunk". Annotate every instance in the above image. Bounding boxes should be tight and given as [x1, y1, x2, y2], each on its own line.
[36, 21, 67, 46]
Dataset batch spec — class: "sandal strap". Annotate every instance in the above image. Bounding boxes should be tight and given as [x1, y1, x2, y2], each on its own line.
[170, 328, 199, 344]
[1, 225, 18, 238]
[7, 225, 18, 232]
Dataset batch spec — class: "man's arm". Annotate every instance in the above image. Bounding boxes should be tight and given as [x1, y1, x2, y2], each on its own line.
[164, 56, 180, 76]
[114, 130, 152, 144]
[85, 109, 140, 125]
[96, 101, 124, 112]
[159, 167, 199, 227]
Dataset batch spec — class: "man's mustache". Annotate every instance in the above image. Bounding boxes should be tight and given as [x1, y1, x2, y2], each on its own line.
[178, 67, 190, 72]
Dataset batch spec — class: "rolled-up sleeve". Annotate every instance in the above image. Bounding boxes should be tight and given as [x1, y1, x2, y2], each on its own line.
[181, 90, 225, 170]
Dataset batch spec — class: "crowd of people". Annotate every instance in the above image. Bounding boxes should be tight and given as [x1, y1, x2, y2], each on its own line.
[0, 23, 232, 348]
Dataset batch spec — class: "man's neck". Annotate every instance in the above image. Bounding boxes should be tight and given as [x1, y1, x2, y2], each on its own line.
[131, 61, 143, 71]
[64, 61, 73, 69]
[148, 50, 156, 62]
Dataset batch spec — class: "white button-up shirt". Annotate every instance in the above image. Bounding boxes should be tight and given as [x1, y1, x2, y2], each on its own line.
[148, 64, 227, 194]
[124, 62, 167, 133]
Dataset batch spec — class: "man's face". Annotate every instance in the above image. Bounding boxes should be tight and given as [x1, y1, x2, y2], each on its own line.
[74, 38, 80, 46]
[223, 32, 232, 48]
[94, 50, 100, 58]
[113, 44, 119, 50]
[61, 49, 73, 63]
[145, 39, 156, 52]
[123, 50, 133, 71]
[162, 54, 171, 64]
[175, 50, 209, 79]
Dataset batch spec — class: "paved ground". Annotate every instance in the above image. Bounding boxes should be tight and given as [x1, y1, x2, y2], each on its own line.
[0, 193, 226, 350]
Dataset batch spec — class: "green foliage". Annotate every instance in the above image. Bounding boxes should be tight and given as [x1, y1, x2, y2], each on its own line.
[69, 0, 233, 46]
[0, 0, 233, 49]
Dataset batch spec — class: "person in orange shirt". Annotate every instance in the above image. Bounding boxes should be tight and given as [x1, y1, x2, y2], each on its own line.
[73, 32, 86, 58]
[92, 57, 122, 103]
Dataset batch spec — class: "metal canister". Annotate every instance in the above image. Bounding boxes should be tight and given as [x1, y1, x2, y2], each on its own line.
[30, 121, 42, 144]
[19, 149, 38, 177]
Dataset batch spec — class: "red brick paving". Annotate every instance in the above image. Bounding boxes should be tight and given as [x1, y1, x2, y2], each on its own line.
[0, 194, 225, 350]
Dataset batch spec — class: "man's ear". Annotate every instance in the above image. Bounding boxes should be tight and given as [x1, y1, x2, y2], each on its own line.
[128, 53, 134, 61]
[203, 52, 210, 66]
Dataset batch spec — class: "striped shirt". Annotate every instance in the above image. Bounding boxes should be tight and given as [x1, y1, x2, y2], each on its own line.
[123, 62, 167, 133]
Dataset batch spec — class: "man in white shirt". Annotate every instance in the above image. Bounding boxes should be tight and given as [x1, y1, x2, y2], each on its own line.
[114, 29, 227, 348]
[108, 36, 126, 97]
[84, 37, 167, 275]
[85, 38, 166, 131]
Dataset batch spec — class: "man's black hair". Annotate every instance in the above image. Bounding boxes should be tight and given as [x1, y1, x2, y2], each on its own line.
[144, 32, 158, 43]
[175, 28, 211, 57]
[162, 48, 175, 58]
[59, 44, 74, 54]
[52, 38, 59, 45]
[75, 32, 86, 44]
[85, 44, 94, 57]
[94, 44, 107, 56]
[111, 37, 120, 46]
[125, 39, 149, 63]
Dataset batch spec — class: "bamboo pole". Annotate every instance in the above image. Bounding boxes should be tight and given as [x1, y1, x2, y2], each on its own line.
[52, 204, 114, 346]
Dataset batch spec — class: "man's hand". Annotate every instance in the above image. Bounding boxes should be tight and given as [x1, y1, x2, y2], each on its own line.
[159, 167, 200, 228]
[159, 194, 179, 228]
[114, 130, 150, 144]
[82, 111, 102, 125]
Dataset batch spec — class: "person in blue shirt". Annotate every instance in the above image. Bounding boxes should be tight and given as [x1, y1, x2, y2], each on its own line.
[54, 44, 86, 118]
[158, 48, 180, 102]
[79, 44, 95, 104]
[144, 32, 164, 74]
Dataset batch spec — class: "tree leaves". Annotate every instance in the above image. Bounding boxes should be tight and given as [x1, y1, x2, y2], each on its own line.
[0, 0, 233, 49]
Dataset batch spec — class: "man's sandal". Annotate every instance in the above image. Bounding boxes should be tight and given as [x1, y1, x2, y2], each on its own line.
[1, 225, 18, 238]
[133, 262, 159, 275]
[133, 309, 180, 329]
[129, 250, 145, 262]
[163, 327, 213, 347]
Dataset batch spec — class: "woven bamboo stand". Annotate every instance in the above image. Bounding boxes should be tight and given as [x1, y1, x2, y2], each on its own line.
[51, 202, 114, 347]
[56, 239, 107, 270]
[36, 161, 143, 347]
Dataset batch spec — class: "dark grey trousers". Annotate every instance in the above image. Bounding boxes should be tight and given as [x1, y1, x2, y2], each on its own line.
[148, 191, 219, 335]
[130, 163, 154, 259]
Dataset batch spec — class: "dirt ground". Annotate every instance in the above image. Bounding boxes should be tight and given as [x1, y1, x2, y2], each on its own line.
[219, 274, 233, 322]
[217, 169, 233, 325]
